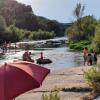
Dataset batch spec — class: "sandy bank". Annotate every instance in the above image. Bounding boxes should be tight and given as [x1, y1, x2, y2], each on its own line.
[16, 66, 93, 100]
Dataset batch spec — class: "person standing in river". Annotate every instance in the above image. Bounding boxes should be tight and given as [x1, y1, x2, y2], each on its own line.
[93, 49, 98, 64]
[7, 41, 11, 52]
[2, 41, 7, 53]
[87, 53, 93, 66]
[83, 47, 88, 66]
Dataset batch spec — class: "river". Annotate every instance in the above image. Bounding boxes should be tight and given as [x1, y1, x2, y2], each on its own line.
[0, 46, 84, 70]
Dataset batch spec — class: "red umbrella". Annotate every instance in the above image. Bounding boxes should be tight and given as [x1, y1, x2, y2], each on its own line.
[0, 61, 50, 100]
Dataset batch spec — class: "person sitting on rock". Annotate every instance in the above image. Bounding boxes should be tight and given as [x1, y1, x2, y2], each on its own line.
[22, 51, 34, 62]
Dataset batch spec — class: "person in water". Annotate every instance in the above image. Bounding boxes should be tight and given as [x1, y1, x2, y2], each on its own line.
[22, 51, 34, 62]
[40, 52, 43, 59]
[93, 49, 98, 64]
[87, 53, 93, 66]
[83, 47, 88, 66]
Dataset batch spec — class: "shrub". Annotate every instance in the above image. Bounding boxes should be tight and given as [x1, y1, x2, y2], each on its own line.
[69, 40, 90, 50]
[83, 65, 100, 92]
[42, 92, 60, 100]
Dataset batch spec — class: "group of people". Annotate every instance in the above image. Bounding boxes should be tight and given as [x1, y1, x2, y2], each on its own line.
[22, 51, 34, 62]
[0, 41, 11, 54]
[22, 51, 44, 62]
[83, 47, 98, 66]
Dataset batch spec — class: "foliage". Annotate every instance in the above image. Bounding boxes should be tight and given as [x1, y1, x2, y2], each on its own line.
[66, 16, 96, 42]
[69, 41, 90, 50]
[65, 3, 96, 51]
[7, 25, 55, 41]
[15, 12, 38, 31]
[0, 23, 55, 44]
[0, 15, 6, 32]
[0, 0, 5, 9]
[83, 65, 100, 92]
[91, 21, 100, 53]
[42, 92, 60, 100]
[0, 0, 67, 37]
[6, 25, 24, 42]
[72, 3, 85, 42]
[0, 0, 33, 25]
[73, 3, 85, 20]
[29, 29, 55, 40]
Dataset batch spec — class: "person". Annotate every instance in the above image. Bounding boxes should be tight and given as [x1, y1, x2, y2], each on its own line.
[22, 51, 34, 62]
[2, 41, 7, 53]
[93, 49, 97, 64]
[7, 41, 11, 52]
[0, 48, 3, 54]
[40, 52, 43, 60]
[87, 53, 93, 66]
[29, 52, 34, 62]
[83, 47, 88, 66]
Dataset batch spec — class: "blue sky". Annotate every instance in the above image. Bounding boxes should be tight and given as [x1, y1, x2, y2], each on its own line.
[17, 0, 100, 23]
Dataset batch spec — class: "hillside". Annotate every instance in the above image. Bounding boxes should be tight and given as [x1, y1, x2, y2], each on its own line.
[0, 0, 71, 36]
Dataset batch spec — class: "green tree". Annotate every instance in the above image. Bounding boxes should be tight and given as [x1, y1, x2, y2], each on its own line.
[0, 15, 6, 32]
[73, 3, 85, 38]
[66, 16, 96, 42]
[91, 21, 100, 52]
[73, 3, 85, 20]
[0, 0, 5, 9]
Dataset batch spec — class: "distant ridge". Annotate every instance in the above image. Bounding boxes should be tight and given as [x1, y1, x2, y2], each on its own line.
[0, 0, 72, 36]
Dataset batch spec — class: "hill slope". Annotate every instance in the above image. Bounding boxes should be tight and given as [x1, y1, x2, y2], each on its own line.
[0, 0, 71, 36]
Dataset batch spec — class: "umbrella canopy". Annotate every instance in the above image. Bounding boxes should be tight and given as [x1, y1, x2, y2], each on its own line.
[0, 61, 50, 100]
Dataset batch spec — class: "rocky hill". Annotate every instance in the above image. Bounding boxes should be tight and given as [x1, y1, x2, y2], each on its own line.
[0, 0, 71, 36]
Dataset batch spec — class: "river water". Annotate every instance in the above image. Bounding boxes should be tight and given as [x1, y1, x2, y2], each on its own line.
[0, 46, 84, 70]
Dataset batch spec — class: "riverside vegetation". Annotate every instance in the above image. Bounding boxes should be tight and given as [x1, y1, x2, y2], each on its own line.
[66, 3, 100, 99]
[83, 65, 100, 100]
[42, 92, 60, 100]
[0, 0, 70, 44]
[0, 1, 100, 52]
[65, 3, 100, 53]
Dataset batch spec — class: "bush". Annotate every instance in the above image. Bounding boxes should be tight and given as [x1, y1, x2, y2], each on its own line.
[83, 65, 100, 92]
[90, 44, 100, 54]
[0, 15, 6, 32]
[42, 92, 60, 100]
[69, 41, 90, 50]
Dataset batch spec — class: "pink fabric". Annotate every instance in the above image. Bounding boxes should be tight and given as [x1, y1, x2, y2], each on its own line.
[0, 61, 50, 100]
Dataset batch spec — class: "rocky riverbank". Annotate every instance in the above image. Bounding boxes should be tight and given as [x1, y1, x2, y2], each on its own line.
[16, 66, 94, 100]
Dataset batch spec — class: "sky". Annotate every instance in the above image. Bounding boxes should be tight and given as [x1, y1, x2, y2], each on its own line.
[17, 0, 100, 23]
